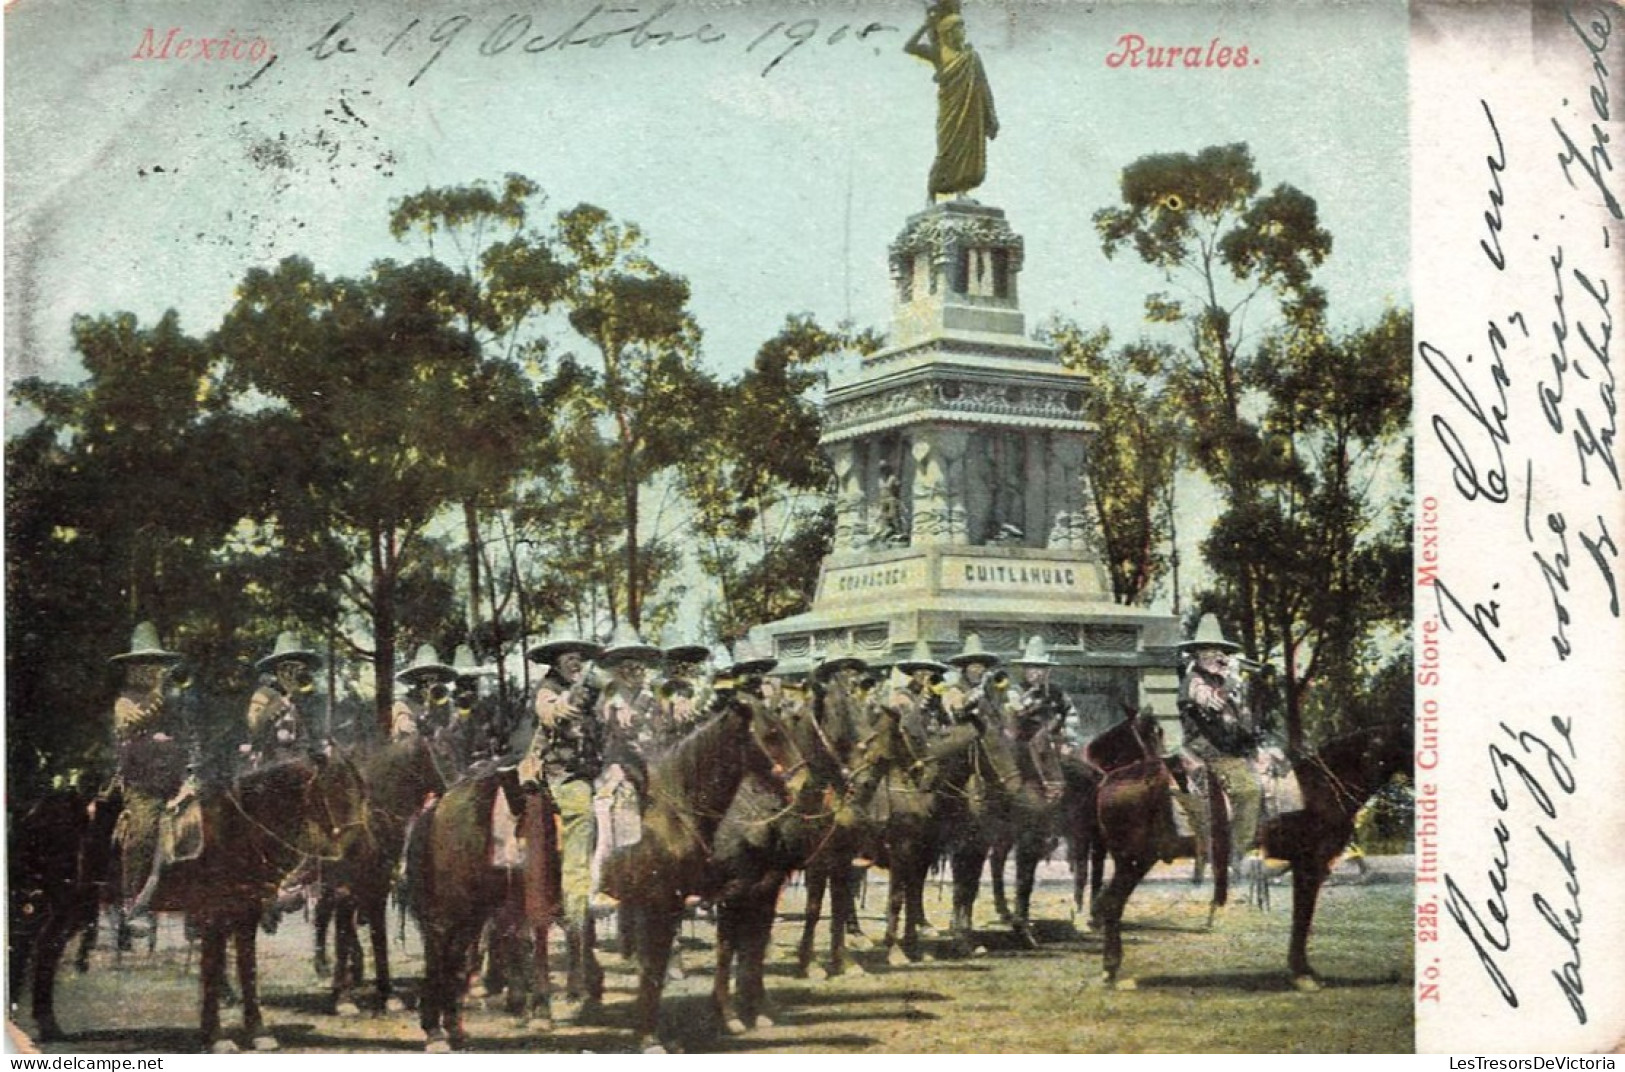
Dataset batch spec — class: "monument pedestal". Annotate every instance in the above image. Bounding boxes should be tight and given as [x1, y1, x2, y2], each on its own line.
[756, 200, 1181, 740]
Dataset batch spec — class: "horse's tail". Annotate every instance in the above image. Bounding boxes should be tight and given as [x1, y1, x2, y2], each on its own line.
[401, 794, 439, 921]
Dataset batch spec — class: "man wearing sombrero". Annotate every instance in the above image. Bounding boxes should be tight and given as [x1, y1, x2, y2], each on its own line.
[391, 644, 457, 743]
[1177, 614, 1265, 875]
[1008, 636, 1074, 799]
[941, 632, 1002, 734]
[246, 632, 323, 766]
[110, 622, 189, 934]
[516, 630, 605, 922]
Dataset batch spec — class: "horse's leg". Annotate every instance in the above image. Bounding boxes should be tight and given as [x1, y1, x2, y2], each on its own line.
[828, 860, 860, 975]
[1097, 853, 1154, 989]
[883, 856, 909, 965]
[312, 886, 333, 978]
[796, 865, 826, 978]
[419, 925, 451, 1050]
[635, 904, 682, 1052]
[907, 848, 936, 938]
[29, 912, 73, 1042]
[1012, 836, 1040, 948]
[1087, 835, 1107, 929]
[737, 887, 781, 1028]
[526, 918, 553, 1031]
[989, 840, 1012, 923]
[713, 900, 743, 1035]
[198, 919, 229, 1052]
[1289, 854, 1332, 989]
[948, 843, 984, 953]
[231, 914, 273, 1051]
[332, 901, 362, 1016]
[367, 894, 402, 1012]
[843, 865, 871, 948]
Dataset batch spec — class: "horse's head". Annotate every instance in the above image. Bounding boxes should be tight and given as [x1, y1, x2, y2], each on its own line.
[736, 692, 812, 798]
[1311, 720, 1415, 805]
[298, 750, 371, 860]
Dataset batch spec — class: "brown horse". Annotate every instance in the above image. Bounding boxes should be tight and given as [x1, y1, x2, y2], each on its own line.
[321, 736, 448, 1016]
[8, 785, 125, 1043]
[402, 765, 561, 1051]
[599, 691, 798, 1053]
[1091, 720, 1413, 989]
[946, 721, 1071, 951]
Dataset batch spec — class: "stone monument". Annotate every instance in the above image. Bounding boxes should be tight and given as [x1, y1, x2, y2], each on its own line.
[756, 198, 1182, 741]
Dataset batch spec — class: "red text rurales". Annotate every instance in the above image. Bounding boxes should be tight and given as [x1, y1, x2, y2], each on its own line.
[1105, 33, 1254, 69]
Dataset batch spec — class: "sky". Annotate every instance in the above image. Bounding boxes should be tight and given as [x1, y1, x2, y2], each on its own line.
[4, 0, 1411, 620]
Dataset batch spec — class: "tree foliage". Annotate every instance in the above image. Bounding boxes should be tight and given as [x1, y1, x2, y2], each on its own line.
[1096, 143, 1408, 747]
[1047, 320, 1180, 607]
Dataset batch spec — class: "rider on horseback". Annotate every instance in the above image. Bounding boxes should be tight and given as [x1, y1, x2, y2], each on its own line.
[516, 630, 605, 917]
[110, 622, 190, 932]
[941, 632, 1002, 735]
[1177, 614, 1267, 874]
[591, 625, 667, 912]
[1007, 636, 1074, 800]
[246, 632, 323, 767]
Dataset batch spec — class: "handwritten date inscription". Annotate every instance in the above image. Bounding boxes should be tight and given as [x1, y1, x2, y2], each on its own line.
[304, 5, 899, 86]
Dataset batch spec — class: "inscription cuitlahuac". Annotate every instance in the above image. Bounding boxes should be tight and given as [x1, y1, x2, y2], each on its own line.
[819, 554, 1095, 604]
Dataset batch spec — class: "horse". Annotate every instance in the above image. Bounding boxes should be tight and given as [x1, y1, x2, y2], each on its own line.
[599, 691, 799, 1053]
[321, 735, 448, 1016]
[1091, 720, 1413, 989]
[945, 721, 1072, 951]
[858, 713, 985, 965]
[8, 785, 124, 1043]
[402, 764, 561, 1052]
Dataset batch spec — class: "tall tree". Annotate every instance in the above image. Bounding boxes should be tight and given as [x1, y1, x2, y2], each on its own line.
[1046, 320, 1181, 607]
[1095, 142, 1333, 654]
[1199, 309, 1413, 746]
[553, 204, 711, 630]
[7, 312, 270, 792]
[216, 255, 539, 732]
[387, 174, 571, 687]
[679, 314, 871, 641]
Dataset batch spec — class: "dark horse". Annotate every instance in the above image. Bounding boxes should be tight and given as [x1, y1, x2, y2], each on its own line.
[402, 764, 562, 1052]
[599, 692, 796, 1053]
[11, 753, 369, 1051]
[1091, 720, 1412, 989]
[8, 786, 124, 1043]
[946, 723, 1074, 951]
[321, 736, 447, 1016]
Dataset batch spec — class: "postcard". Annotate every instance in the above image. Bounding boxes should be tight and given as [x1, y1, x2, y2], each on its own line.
[4, 0, 1621, 1056]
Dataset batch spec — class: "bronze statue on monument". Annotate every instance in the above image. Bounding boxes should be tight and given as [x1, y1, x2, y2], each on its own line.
[905, 0, 999, 204]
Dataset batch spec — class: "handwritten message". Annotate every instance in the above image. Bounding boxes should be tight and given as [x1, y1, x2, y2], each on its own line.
[1416, 2, 1621, 1042]
[197, 4, 905, 88]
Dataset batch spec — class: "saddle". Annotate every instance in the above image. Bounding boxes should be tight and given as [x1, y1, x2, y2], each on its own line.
[159, 794, 205, 864]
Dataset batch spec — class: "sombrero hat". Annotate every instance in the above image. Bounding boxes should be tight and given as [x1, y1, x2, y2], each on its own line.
[766, 654, 817, 681]
[814, 641, 868, 679]
[659, 625, 712, 667]
[451, 644, 496, 679]
[896, 639, 948, 675]
[110, 621, 182, 665]
[729, 638, 778, 677]
[599, 624, 662, 667]
[948, 632, 1001, 669]
[1012, 634, 1058, 667]
[1178, 613, 1242, 655]
[397, 643, 457, 685]
[256, 631, 323, 674]
[526, 631, 603, 665]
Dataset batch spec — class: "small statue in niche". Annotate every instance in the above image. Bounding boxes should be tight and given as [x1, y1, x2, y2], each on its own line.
[873, 460, 908, 546]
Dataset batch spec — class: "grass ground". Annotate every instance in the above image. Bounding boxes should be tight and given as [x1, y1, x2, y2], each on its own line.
[9, 856, 1414, 1054]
